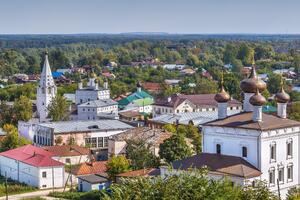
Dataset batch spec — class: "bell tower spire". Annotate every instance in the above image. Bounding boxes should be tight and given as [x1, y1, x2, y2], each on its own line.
[37, 51, 57, 122]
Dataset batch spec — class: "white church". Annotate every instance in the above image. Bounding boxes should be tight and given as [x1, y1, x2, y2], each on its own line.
[162, 66, 300, 198]
[36, 52, 57, 122]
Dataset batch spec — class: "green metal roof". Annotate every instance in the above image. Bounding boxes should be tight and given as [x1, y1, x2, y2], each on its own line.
[118, 90, 153, 107]
[263, 105, 277, 113]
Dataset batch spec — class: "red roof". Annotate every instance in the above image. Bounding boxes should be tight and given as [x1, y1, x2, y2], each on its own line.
[44, 145, 90, 157]
[71, 161, 108, 176]
[142, 82, 162, 92]
[0, 145, 64, 167]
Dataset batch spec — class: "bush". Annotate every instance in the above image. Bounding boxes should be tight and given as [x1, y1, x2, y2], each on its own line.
[49, 190, 101, 200]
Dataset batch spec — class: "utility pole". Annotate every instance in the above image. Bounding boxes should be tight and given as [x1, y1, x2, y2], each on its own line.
[277, 178, 281, 200]
[5, 172, 8, 200]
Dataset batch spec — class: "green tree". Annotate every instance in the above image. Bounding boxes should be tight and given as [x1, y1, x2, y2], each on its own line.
[106, 155, 130, 180]
[237, 44, 255, 66]
[267, 74, 282, 94]
[126, 139, 160, 170]
[159, 133, 193, 163]
[287, 187, 300, 200]
[288, 102, 300, 121]
[0, 124, 31, 152]
[223, 44, 238, 64]
[13, 95, 32, 123]
[47, 95, 69, 121]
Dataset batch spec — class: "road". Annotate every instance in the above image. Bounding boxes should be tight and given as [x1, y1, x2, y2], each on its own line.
[0, 188, 67, 200]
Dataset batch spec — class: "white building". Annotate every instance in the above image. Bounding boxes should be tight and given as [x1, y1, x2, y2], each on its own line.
[36, 52, 57, 122]
[162, 66, 300, 198]
[75, 75, 110, 105]
[0, 145, 65, 189]
[77, 99, 118, 120]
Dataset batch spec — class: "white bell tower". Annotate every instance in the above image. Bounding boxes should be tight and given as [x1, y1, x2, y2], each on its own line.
[37, 52, 57, 122]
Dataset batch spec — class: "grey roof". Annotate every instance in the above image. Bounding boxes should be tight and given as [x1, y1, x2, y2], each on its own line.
[78, 99, 117, 108]
[63, 93, 75, 103]
[78, 173, 109, 184]
[151, 110, 241, 126]
[39, 120, 133, 133]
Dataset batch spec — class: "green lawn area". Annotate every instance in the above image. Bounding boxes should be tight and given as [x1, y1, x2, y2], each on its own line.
[0, 176, 37, 197]
[49, 190, 102, 200]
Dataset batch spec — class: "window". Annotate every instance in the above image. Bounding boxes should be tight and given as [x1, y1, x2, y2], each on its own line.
[287, 165, 293, 181]
[85, 137, 97, 148]
[42, 172, 47, 178]
[65, 158, 71, 163]
[269, 168, 275, 186]
[104, 137, 109, 147]
[287, 139, 293, 158]
[270, 143, 276, 162]
[278, 167, 284, 183]
[48, 87, 52, 94]
[242, 146, 247, 158]
[216, 144, 221, 154]
[98, 137, 104, 148]
[42, 185, 47, 188]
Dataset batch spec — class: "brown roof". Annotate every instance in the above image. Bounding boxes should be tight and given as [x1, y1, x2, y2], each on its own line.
[204, 112, 300, 131]
[154, 94, 241, 109]
[172, 153, 261, 178]
[142, 82, 162, 92]
[117, 168, 160, 177]
[119, 110, 141, 118]
[44, 145, 90, 157]
[71, 161, 108, 176]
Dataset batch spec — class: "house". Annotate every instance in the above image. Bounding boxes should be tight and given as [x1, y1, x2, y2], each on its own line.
[152, 94, 242, 117]
[118, 109, 146, 127]
[44, 145, 90, 165]
[108, 127, 172, 157]
[0, 145, 65, 189]
[180, 68, 195, 75]
[162, 64, 185, 70]
[118, 82, 154, 114]
[71, 161, 107, 176]
[163, 66, 299, 198]
[78, 173, 110, 192]
[18, 119, 133, 160]
[116, 168, 160, 183]
[164, 79, 181, 87]
[142, 82, 162, 94]
[77, 99, 118, 120]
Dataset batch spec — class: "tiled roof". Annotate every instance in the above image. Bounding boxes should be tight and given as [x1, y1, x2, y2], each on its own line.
[154, 94, 241, 109]
[44, 145, 90, 157]
[71, 161, 108, 176]
[171, 153, 261, 178]
[204, 112, 300, 131]
[117, 168, 160, 177]
[119, 110, 141, 118]
[0, 145, 64, 167]
[38, 120, 133, 134]
[78, 99, 117, 108]
[142, 82, 162, 92]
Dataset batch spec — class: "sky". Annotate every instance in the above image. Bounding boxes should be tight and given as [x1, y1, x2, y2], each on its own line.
[0, 0, 299, 34]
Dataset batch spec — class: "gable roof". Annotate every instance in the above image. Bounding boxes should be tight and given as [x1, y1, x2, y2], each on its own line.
[71, 161, 108, 175]
[204, 112, 300, 131]
[154, 94, 241, 109]
[171, 153, 261, 178]
[78, 173, 109, 184]
[0, 145, 64, 167]
[118, 90, 153, 107]
[78, 99, 117, 108]
[44, 145, 90, 157]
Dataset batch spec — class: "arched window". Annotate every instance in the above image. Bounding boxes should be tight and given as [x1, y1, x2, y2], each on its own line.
[216, 144, 221, 154]
[242, 146, 247, 158]
[48, 87, 52, 94]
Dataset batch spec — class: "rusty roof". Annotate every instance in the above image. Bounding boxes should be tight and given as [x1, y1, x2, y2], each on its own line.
[204, 112, 300, 131]
[71, 161, 108, 175]
[172, 153, 261, 178]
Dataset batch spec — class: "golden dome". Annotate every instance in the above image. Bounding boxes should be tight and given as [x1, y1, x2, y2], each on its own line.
[214, 86, 230, 103]
[275, 86, 290, 103]
[240, 66, 266, 93]
[249, 89, 267, 106]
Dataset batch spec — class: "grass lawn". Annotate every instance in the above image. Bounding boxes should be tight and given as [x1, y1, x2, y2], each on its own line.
[0, 176, 37, 197]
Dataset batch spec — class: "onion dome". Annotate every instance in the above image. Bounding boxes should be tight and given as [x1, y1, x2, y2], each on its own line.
[240, 66, 266, 93]
[215, 86, 230, 103]
[249, 89, 267, 106]
[275, 86, 290, 103]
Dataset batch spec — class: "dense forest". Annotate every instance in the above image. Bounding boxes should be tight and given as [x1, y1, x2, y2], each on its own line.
[1, 34, 300, 100]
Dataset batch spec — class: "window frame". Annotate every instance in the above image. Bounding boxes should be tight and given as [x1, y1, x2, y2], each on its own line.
[278, 167, 284, 184]
[268, 168, 275, 187]
[42, 171, 47, 178]
[216, 144, 221, 154]
[270, 142, 276, 163]
[287, 139, 293, 159]
[287, 164, 293, 182]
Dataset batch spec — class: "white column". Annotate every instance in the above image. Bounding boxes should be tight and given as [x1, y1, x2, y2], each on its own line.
[253, 106, 262, 122]
[244, 93, 255, 112]
[218, 102, 228, 119]
[78, 82, 83, 89]
[277, 103, 287, 118]
[104, 81, 108, 89]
